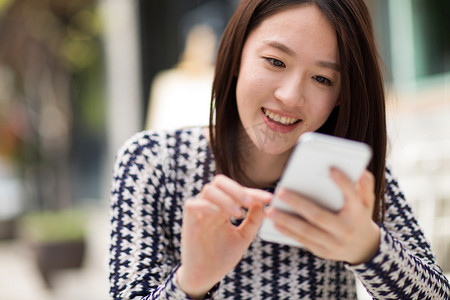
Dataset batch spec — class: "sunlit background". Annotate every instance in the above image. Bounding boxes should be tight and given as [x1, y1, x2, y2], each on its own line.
[0, 0, 448, 299]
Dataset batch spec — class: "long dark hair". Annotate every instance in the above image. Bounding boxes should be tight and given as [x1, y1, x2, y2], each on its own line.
[209, 0, 387, 222]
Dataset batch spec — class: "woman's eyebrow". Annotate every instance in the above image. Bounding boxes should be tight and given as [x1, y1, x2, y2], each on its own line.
[263, 40, 340, 72]
[316, 60, 341, 72]
[263, 40, 296, 57]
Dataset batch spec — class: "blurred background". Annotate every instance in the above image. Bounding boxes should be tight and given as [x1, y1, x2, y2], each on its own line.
[0, 0, 448, 299]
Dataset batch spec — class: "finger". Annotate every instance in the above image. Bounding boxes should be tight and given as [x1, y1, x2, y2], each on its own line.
[356, 170, 376, 210]
[184, 197, 222, 225]
[266, 207, 333, 249]
[330, 168, 359, 205]
[244, 188, 272, 205]
[274, 223, 330, 254]
[232, 190, 272, 234]
[277, 189, 340, 233]
[201, 183, 245, 218]
[268, 208, 334, 257]
[237, 200, 266, 239]
[212, 175, 253, 207]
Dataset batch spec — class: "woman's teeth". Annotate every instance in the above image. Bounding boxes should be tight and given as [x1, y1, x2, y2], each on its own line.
[263, 108, 299, 125]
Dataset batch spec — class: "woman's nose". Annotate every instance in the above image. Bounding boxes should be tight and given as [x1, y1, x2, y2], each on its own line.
[273, 74, 304, 107]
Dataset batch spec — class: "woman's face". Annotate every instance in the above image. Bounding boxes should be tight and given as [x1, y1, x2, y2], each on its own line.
[236, 4, 341, 155]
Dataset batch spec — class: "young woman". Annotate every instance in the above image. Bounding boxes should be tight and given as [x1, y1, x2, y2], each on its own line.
[109, 0, 450, 299]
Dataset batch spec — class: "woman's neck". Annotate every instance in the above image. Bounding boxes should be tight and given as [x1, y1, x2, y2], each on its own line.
[203, 126, 292, 188]
[242, 149, 290, 188]
[238, 130, 292, 188]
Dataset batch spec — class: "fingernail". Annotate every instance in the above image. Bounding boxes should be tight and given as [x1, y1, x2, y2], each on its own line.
[277, 189, 287, 200]
[330, 167, 340, 178]
[265, 206, 273, 216]
[265, 207, 277, 219]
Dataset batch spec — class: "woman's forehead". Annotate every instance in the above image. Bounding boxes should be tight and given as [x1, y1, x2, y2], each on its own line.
[245, 4, 339, 63]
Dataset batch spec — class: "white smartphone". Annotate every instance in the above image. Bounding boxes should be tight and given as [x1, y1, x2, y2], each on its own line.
[258, 132, 372, 247]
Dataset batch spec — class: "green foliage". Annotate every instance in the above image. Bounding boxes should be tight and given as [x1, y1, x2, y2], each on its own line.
[0, 0, 13, 13]
[21, 210, 86, 243]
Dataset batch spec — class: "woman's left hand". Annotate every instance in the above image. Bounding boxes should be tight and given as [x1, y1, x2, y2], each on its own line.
[266, 168, 380, 265]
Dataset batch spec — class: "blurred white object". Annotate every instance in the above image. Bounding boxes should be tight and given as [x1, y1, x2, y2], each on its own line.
[0, 158, 23, 219]
[101, 0, 142, 158]
[146, 24, 216, 130]
[387, 75, 450, 272]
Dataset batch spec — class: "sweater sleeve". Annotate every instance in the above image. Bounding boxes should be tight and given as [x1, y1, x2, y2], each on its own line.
[347, 168, 450, 299]
[109, 131, 189, 299]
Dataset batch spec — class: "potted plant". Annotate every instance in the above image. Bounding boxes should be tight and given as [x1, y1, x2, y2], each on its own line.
[20, 210, 87, 288]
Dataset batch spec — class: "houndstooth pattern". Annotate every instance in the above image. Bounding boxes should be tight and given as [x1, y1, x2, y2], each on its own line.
[109, 127, 450, 299]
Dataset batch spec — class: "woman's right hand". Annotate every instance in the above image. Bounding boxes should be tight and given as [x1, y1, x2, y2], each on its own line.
[176, 174, 272, 299]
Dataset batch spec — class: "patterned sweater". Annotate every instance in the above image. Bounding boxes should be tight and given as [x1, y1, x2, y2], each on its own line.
[109, 127, 450, 299]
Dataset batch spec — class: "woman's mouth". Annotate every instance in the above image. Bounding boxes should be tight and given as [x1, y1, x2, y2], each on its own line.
[262, 108, 299, 125]
[261, 108, 301, 133]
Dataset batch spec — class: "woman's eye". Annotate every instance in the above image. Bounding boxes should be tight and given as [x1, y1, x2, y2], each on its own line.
[265, 57, 285, 68]
[313, 75, 332, 86]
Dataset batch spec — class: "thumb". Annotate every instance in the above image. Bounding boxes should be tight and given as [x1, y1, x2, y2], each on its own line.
[238, 201, 266, 240]
[237, 188, 272, 238]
